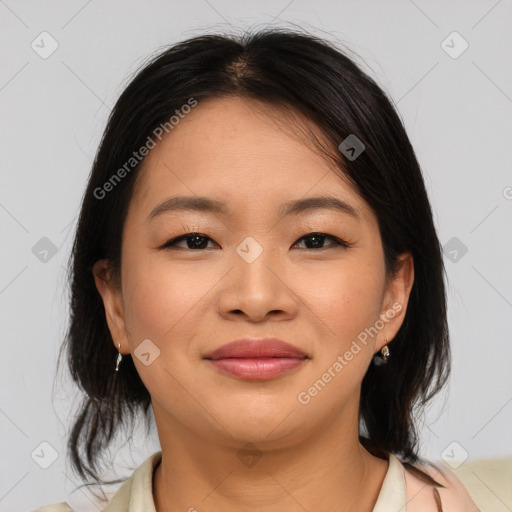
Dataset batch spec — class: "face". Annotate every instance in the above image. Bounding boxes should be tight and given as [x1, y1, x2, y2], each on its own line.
[94, 96, 413, 449]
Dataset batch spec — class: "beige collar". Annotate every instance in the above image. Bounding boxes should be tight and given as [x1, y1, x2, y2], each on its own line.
[104, 451, 407, 512]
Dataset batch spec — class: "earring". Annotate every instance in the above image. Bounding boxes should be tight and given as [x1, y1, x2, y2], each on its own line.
[373, 337, 390, 366]
[115, 343, 123, 372]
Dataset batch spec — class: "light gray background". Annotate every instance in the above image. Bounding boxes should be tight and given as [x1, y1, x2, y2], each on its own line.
[1, 1, 511, 511]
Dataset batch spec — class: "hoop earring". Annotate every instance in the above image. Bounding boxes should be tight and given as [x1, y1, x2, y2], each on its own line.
[115, 343, 123, 372]
[373, 337, 390, 366]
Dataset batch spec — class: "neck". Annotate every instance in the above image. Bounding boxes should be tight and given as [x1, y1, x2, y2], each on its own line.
[152, 403, 388, 512]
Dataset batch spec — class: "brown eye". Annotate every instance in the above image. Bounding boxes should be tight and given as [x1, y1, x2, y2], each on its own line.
[293, 233, 350, 250]
[162, 233, 217, 250]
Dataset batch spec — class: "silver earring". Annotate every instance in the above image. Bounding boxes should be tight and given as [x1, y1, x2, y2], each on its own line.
[115, 343, 123, 372]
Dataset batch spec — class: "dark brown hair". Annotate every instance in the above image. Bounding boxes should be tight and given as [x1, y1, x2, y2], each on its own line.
[59, 27, 450, 491]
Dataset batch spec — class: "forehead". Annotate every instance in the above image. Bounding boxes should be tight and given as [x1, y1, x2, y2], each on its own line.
[129, 96, 373, 223]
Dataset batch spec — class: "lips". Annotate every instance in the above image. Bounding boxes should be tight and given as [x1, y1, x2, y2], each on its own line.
[204, 338, 309, 380]
[203, 338, 308, 360]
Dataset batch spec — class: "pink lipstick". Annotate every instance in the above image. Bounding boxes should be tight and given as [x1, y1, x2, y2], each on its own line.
[204, 338, 309, 380]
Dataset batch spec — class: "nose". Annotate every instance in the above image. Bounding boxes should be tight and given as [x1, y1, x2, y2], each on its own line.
[216, 240, 299, 323]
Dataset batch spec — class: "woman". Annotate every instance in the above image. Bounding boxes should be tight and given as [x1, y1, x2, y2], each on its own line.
[35, 28, 480, 511]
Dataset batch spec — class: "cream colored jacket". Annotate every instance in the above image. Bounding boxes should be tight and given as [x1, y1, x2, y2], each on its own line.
[32, 451, 481, 511]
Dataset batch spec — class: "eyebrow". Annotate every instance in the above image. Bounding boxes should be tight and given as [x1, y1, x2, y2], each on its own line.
[146, 195, 360, 222]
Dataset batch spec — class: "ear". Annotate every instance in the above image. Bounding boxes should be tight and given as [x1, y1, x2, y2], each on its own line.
[92, 259, 130, 354]
[377, 252, 414, 351]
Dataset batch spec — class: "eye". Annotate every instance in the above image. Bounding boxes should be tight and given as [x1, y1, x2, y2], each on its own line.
[161, 233, 218, 250]
[292, 232, 350, 250]
[160, 231, 351, 251]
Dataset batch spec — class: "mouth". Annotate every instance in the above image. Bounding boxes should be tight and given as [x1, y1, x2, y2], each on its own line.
[203, 337, 309, 381]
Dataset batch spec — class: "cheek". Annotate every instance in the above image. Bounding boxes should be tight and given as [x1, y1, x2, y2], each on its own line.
[296, 261, 384, 346]
[292, 263, 385, 413]
[119, 252, 208, 399]
[120, 249, 218, 344]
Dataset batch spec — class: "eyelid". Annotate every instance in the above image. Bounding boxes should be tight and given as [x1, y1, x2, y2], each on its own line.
[159, 232, 217, 250]
[293, 233, 352, 249]
[159, 231, 352, 250]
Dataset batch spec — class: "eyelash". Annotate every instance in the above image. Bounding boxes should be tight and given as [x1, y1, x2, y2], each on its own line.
[160, 232, 351, 251]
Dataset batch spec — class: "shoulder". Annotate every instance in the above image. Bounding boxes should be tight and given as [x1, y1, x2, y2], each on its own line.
[29, 451, 162, 512]
[402, 458, 481, 512]
[30, 503, 73, 512]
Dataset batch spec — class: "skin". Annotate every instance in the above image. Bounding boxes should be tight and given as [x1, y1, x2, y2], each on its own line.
[93, 96, 414, 512]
